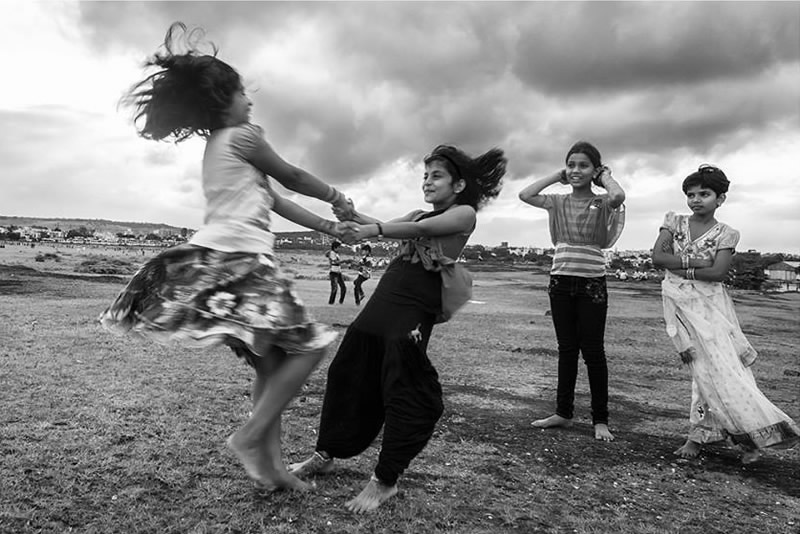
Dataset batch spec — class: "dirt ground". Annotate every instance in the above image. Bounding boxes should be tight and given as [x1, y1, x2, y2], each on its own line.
[1, 242, 798, 534]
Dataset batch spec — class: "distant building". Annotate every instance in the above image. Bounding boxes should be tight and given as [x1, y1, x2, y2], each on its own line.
[764, 261, 800, 292]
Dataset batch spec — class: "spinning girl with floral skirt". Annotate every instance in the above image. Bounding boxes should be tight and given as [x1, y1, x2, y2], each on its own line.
[99, 22, 351, 491]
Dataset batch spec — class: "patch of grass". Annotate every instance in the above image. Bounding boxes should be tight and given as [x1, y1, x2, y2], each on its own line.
[74, 255, 139, 275]
[34, 252, 60, 263]
[0, 264, 798, 533]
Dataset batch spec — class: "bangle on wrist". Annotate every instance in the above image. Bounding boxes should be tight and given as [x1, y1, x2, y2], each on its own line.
[687, 267, 695, 280]
[324, 186, 339, 203]
[681, 256, 688, 269]
[376, 222, 384, 239]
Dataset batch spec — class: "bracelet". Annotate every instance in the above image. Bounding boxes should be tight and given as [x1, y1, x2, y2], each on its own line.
[687, 267, 695, 280]
[376, 223, 384, 239]
[681, 256, 689, 269]
[324, 186, 339, 203]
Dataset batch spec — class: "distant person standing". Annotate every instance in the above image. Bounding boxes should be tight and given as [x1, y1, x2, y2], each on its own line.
[519, 141, 626, 442]
[652, 164, 799, 462]
[99, 22, 350, 491]
[325, 240, 346, 304]
[353, 243, 373, 305]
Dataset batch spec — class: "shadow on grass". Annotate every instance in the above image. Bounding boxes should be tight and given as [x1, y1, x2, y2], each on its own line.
[439, 383, 800, 499]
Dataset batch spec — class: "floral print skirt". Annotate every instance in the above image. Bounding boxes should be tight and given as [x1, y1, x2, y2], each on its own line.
[99, 244, 337, 365]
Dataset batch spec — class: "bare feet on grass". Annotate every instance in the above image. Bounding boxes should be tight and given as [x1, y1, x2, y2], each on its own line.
[594, 424, 614, 442]
[531, 414, 572, 429]
[226, 434, 312, 492]
[288, 452, 335, 478]
[674, 439, 701, 459]
[345, 476, 398, 513]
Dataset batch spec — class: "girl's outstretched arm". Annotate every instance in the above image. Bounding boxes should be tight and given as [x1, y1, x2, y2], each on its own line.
[518, 171, 563, 208]
[245, 135, 351, 214]
[271, 194, 342, 238]
[333, 200, 419, 226]
[350, 204, 476, 241]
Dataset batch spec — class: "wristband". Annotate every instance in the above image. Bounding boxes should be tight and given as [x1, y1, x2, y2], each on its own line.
[324, 186, 339, 203]
[376, 223, 384, 239]
[687, 267, 695, 280]
[681, 256, 689, 269]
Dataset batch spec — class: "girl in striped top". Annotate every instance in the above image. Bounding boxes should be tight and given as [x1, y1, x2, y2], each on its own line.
[519, 141, 625, 441]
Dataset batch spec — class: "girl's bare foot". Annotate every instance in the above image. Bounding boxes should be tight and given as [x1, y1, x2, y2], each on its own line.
[226, 433, 269, 482]
[227, 433, 312, 491]
[594, 423, 615, 441]
[288, 451, 335, 477]
[254, 472, 313, 493]
[741, 450, 761, 464]
[345, 476, 398, 513]
[531, 414, 573, 428]
[674, 440, 701, 458]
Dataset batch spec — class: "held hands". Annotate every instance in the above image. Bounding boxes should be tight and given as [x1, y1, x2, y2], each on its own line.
[339, 221, 376, 244]
[332, 197, 356, 222]
[329, 221, 364, 245]
[340, 221, 360, 244]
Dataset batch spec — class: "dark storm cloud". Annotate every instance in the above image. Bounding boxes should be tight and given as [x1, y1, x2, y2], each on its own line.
[76, 1, 306, 53]
[73, 2, 799, 197]
[512, 2, 800, 94]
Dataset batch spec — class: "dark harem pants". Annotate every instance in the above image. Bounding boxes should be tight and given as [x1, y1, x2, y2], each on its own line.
[315, 259, 443, 485]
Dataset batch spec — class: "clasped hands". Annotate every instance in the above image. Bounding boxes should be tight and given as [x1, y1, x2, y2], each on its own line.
[330, 197, 373, 245]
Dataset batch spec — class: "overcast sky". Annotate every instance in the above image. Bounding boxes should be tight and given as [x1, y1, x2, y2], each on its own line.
[2, 1, 799, 253]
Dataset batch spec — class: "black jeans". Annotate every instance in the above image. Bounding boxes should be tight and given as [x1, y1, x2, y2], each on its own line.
[353, 274, 368, 304]
[548, 275, 609, 425]
[329, 272, 346, 304]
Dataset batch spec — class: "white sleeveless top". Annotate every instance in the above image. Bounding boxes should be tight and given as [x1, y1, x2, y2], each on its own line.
[189, 123, 276, 253]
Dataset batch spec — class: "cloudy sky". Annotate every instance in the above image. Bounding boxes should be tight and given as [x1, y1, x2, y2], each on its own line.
[2, 1, 799, 253]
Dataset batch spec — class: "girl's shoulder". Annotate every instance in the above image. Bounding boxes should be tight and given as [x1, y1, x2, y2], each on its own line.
[660, 211, 687, 231]
[714, 220, 740, 248]
[218, 123, 265, 153]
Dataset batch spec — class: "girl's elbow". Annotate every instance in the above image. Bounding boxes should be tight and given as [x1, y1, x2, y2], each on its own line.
[708, 271, 729, 283]
[651, 252, 666, 267]
[278, 168, 306, 191]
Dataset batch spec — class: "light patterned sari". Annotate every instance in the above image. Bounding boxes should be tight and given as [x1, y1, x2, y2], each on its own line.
[660, 212, 799, 450]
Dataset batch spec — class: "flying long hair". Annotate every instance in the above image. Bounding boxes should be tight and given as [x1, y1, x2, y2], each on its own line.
[121, 22, 242, 142]
[424, 145, 506, 211]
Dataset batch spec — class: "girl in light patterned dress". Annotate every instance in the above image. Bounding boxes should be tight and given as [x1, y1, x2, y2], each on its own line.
[652, 164, 799, 463]
[99, 22, 352, 491]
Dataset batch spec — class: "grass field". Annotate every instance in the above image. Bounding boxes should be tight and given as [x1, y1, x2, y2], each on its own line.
[1, 244, 798, 534]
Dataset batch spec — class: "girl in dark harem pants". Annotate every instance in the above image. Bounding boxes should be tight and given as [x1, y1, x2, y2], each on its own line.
[290, 144, 507, 513]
